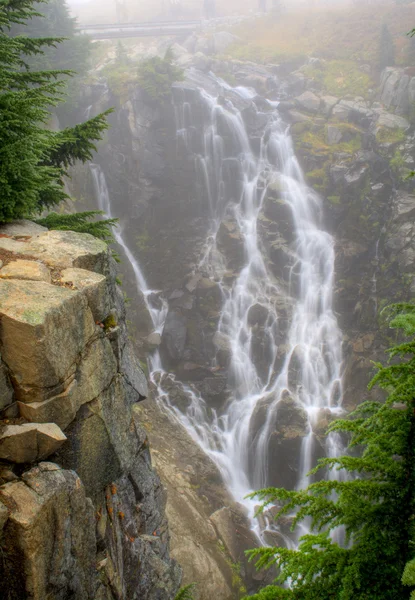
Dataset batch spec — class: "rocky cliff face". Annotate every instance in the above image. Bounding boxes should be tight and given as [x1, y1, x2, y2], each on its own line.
[0, 221, 181, 600]
[70, 36, 415, 597]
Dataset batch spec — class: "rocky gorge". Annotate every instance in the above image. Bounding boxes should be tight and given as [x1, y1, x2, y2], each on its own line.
[2, 15, 415, 600]
[0, 223, 181, 599]
[72, 27, 415, 595]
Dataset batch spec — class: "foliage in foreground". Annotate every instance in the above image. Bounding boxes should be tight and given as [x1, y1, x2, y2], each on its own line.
[35, 211, 117, 242]
[173, 583, 197, 600]
[0, 0, 109, 223]
[244, 304, 415, 600]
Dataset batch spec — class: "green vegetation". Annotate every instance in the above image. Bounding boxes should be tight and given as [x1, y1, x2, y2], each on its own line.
[173, 584, 197, 600]
[327, 195, 341, 205]
[35, 211, 117, 241]
[244, 305, 415, 600]
[103, 313, 117, 330]
[10, 0, 91, 123]
[0, 0, 112, 235]
[390, 149, 408, 175]
[137, 48, 184, 103]
[228, 4, 414, 66]
[102, 46, 184, 105]
[376, 127, 407, 144]
[217, 540, 247, 597]
[135, 229, 151, 252]
[302, 60, 372, 98]
[294, 122, 361, 193]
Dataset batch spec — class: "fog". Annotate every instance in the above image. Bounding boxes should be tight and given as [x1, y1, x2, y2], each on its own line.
[67, 0, 354, 25]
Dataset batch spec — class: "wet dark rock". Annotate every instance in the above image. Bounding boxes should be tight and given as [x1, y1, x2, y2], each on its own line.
[213, 332, 232, 368]
[161, 310, 188, 365]
[177, 362, 213, 382]
[247, 303, 269, 327]
[216, 221, 246, 270]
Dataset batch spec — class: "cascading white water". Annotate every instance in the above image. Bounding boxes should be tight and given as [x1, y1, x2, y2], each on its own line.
[159, 75, 345, 541]
[90, 164, 167, 332]
[89, 72, 345, 546]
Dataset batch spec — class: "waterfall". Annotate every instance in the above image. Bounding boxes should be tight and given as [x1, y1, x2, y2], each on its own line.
[163, 74, 345, 541]
[89, 71, 345, 546]
[90, 164, 167, 332]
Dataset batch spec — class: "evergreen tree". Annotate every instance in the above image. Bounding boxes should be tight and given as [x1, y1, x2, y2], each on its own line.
[10, 0, 91, 123]
[379, 24, 396, 71]
[0, 0, 112, 233]
[244, 304, 415, 600]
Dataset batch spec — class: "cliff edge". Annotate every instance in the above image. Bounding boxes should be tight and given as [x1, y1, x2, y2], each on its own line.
[0, 220, 181, 599]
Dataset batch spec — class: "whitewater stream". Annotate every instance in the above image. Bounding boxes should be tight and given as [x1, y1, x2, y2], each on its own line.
[90, 71, 345, 545]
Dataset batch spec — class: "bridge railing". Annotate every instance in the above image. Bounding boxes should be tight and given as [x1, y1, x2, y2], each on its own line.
[77, 19, 202, 33]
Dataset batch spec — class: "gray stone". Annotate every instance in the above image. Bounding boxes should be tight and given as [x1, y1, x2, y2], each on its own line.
[161, 310, 187, 364]
[376, 111, 410, 131]
[146, 332, 162, 348]
[295, 91, 321, 113]
[0, 219, 47, 237]
[288, 110, 312, 124]
[120, 339, 149, 400]
[213, 332, 232, 368]
[327, 125, 343, 145]
[379, 67, 414, 115]
[320, 95, 339, 116]
[213, 31, 240, 54]
[0, 423, 67, 463]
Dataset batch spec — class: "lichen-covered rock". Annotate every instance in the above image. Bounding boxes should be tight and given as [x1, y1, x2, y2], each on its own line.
[0, 423, 67, 463]
[0, 223, 180, 599]
[0, 279, 95, 403]
[0, 259, 51, 283]
[0, 463, 96, 600]
[60, 267, 110, 322]
[18, 380, 79, 430]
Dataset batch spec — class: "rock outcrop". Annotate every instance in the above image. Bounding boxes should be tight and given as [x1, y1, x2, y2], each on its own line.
[0, 221, 181, 600]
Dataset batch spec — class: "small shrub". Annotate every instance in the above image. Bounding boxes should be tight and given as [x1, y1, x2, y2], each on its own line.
[35, 211, 117, 242]
[137, 48, 184, 103]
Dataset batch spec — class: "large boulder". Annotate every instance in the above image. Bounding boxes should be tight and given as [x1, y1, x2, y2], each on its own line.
[0, 230, 109, 273]
[0, 423, 66, 463]
[249, 390, 309, 490]
[60, 267, 110, 322]
[161, 310, 187, 365]
[385, 191, 415, 272]
[0, 463, 96, 600]
[0, 260, 51, 283]
[216, 220, 246, 270]
[0, 279, 95, 403]
[379, 67, 415, 116]
[295, 91, 321, 113]
[213, 331, 232, 368]
[375, 110, 410, 132]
